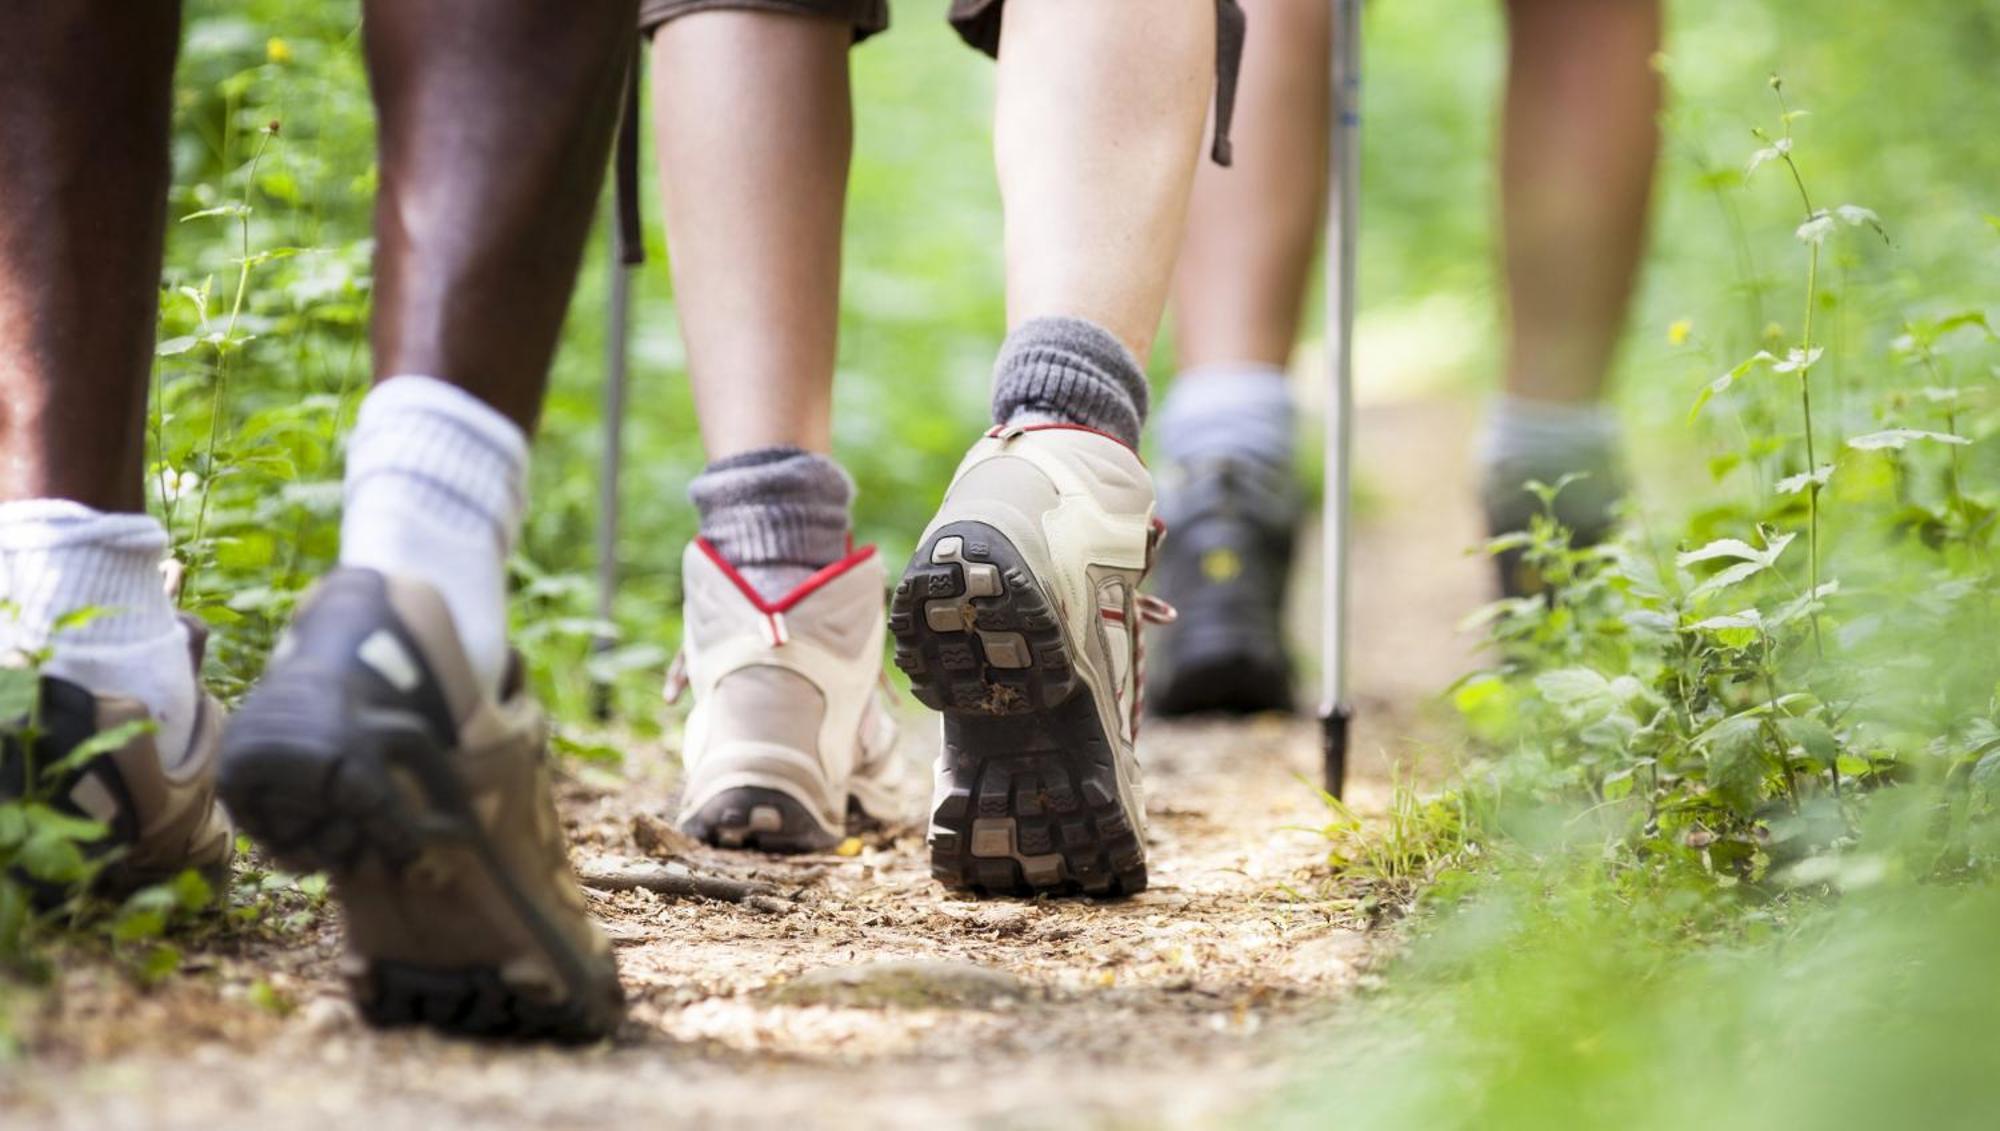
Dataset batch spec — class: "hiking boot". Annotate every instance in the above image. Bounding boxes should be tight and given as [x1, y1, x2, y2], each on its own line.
[218, 568, 622, 1042]
[891, 423, 1169, 898]
[667, 539, 905, 853]
[1147, 455, 1297, 716]
[0, 617, 234, 905]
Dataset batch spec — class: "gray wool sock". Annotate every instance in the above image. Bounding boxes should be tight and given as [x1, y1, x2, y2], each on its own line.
[990, 316, 1150, 449]
[688, 447, 853, 601]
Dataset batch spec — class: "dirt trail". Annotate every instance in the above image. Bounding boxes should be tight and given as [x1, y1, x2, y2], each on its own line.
[2, 398, 1489, 1130]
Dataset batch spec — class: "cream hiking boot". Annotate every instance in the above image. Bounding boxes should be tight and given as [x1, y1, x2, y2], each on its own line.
[891, 424, 1173, 898]
[668, 540, 905, 853]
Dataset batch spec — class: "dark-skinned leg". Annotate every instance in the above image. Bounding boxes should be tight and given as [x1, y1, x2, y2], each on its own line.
[0, 3, 237, 903]
[0, 1, 180, 511]
[362, 0, 635, 430]
[219, 0, 636, 1041]
[334, 0, 638, 696]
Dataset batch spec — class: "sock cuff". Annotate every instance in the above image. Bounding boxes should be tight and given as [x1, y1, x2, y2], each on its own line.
[0, 502, 177, 650]
[345, 376, 530, 548]
[358, 376, 530, 463]
[1479, 394, 1621, 470]
[1157, 365, 1297, 474]
[991, 316, 1150, 449]
[688, 448, 853, 570]
[0, 501, 168, 555]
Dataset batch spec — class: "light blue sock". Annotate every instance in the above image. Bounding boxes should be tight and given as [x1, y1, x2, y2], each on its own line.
[1156, 363, 1297, 473]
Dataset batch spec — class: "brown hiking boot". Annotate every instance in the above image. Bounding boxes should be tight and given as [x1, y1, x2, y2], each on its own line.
[219, 568, 622, 1042]
[1, 618, 234, 903]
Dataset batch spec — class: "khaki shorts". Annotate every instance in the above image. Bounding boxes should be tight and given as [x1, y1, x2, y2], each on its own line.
[636, 0, 1007, 55]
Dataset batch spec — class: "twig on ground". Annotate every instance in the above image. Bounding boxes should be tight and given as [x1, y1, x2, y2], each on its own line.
[579, 866, 781, 905]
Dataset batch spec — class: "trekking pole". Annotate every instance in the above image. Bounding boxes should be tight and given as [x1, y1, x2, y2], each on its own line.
[1320, 0, 1363, 798]
[592, 217, 633, 723]
[592, 54, 645, 723]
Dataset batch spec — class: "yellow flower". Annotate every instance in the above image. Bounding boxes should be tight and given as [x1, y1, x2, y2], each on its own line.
[1667, 319, 1693, 347]
[266, 38, 292, 65]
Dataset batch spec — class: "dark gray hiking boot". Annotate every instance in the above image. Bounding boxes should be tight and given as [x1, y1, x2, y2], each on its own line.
[219, 568, 623, 1042]
[1, 617, 234, 905]
[1146, 454, 1297, 717]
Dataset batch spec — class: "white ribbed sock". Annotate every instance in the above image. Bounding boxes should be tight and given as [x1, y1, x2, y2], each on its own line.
[0, 501, 198, 763]
[339, 376, 528, 697]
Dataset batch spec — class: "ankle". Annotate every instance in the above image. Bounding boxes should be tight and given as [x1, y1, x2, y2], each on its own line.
[689, 447, 853, 603]
[991, 316, 1150, 449]
[338, 376, 528, 696]
[1157, 363, 1296, 474]
[0, 501, 197, 759]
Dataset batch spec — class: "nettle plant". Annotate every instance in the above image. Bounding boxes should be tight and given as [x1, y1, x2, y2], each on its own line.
[1456, 79, 2000, 884]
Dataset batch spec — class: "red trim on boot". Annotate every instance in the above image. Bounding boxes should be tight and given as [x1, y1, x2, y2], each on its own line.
[985, 421, 1143, 461]
[692, 537, 879, 615]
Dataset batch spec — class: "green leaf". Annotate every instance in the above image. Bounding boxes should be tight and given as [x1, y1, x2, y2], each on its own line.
[1688, 561, 1768, 601]
[1834, 203, 1888, 243]
[17, 826, 88, 884]
[1775, 465, 1834, 495]
[168, 868, 215, 913]
[179, 204, 250, 223]
[1699, 714, 1768, 815]
[0, 667, 39, 725]
[1677, 538, 1764, 567]
[50, 606, 109, 636]
[133, 944, 182, 985]
[1688, 351, 1776, 422]
[1745, 138, 1791, 177]
[38, 719, 158, 784]
[1772, 581, 1839, 627]
[1771, 346, 1824, 374]
[1779, 717, 1838, 769]
[1847, 429, 1971, 451]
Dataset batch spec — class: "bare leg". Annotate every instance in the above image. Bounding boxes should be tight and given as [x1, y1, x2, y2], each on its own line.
[996, 0, 1216, 364]
[650, 12, 852, 460]
[0, 1, 181, 511]
[1172, 0, 1329, 372]
[363, 0, 635, 430]
[1499, 0, 1662, 404]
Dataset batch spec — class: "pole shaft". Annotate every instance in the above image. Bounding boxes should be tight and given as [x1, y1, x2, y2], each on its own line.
[1320, 0, 1363, 796]
[1321, 0, 1362, 718]
[593, 219, 632, 720]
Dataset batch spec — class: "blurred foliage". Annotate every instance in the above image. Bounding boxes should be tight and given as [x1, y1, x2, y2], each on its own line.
[1283, 2, 2000, 1126]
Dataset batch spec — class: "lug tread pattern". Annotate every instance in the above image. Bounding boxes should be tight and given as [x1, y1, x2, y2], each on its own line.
[219, 666, 622, 1043]
[891, 522, 1147, 899]
[679, 786, 841, 854]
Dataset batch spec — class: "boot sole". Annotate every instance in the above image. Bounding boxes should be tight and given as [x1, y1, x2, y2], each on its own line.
[1149, 627, 1293, 717]
[679, 785, 843, 854]
[218, 673, 622, 1043]
[891, 521, 1147, 898]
